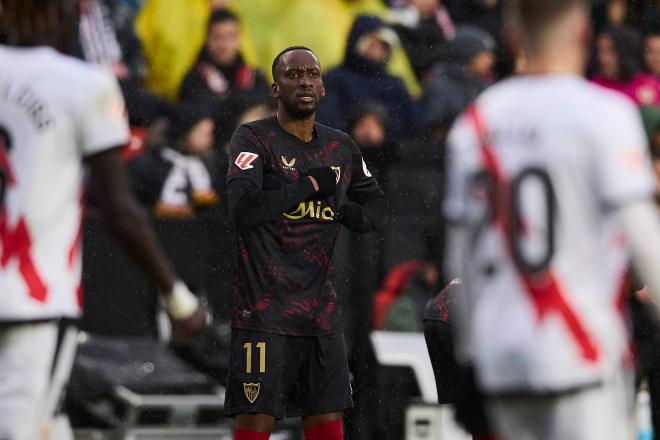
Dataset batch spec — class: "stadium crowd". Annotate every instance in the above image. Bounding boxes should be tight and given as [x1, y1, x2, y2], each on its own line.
[6, 0, 660, 438]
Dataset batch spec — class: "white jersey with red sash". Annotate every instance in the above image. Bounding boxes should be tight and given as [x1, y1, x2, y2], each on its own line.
[0, 46, 128, 322]
[444, 74, 655, 394]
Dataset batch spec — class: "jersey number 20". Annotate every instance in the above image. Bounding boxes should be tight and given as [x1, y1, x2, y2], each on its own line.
[472, 166, 556, 273]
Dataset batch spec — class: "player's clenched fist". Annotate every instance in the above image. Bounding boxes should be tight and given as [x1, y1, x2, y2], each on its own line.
[306, 167, 337, 198]
[336, 202, 366, 231]
[165, 281, 210, 342]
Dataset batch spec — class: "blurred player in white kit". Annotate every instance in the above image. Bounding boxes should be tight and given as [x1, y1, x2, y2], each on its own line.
[0, 1, 207, 439]
[444, 0, 660, 438]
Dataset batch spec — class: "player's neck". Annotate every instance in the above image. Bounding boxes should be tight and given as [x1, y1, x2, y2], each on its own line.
[525, 49, 585, 76]
[276, 112, 316, 143]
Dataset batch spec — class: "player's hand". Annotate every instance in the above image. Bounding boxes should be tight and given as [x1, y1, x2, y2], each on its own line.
[165, 281, 209, 343]
[335, 202, 365, 231]
[170, 303, 209, 343]
[307, 167, 337, 199]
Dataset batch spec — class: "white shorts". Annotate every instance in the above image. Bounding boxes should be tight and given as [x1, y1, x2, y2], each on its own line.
[0, 322, 77, 440]
[487, 370, 635, 440]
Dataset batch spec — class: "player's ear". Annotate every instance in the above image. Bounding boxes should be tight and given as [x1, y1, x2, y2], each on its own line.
[271, 82, 279, 99]
[320, 81, 326, 98]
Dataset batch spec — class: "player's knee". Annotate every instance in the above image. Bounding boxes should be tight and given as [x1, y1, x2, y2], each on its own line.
[303, 417, 343, 440]
[234, 413, 275, 437]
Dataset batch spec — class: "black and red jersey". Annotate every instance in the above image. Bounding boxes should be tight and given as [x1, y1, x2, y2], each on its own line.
[226, 116, 385, 336]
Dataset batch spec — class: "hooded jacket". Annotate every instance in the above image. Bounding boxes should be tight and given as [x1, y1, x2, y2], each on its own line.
[316, 15, 418, 142]
[179, 49, 270, 146]
[419, 26, 493, 131]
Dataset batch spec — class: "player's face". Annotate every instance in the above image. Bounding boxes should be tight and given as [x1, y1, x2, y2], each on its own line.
[206, 20, 240, 66]
[273, 50, 325, 120]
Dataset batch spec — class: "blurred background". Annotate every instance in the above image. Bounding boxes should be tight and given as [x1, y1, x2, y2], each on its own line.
[23, 0, 660, 438]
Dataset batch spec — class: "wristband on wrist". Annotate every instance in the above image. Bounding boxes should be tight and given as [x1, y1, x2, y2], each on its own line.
[165, 281, 199, 320]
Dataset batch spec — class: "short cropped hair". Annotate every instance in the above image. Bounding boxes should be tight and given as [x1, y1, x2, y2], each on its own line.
[271, 46, 317, 80]
[508, 0, 590, 49]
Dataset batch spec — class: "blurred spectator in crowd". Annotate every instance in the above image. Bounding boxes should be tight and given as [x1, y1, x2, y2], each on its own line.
[381, 260, 440, 332]
[389, 0, 455, 81]
[128, 105, 222, 218]
[180, 10, 270, 147]
[78, 0, 177, 128]
[135, 0, 211, 101]
[347, 102, 397, 183]
[445, 0, 501, 40]
[317, 15, 418, 141]
[592, 0, 631, 36]
[627, 29, 660, 105]
[641, 106, 660, 195]
[372, 227, 443, 331]
[591, 26, 642, 99]
[419, 26, 494, 136]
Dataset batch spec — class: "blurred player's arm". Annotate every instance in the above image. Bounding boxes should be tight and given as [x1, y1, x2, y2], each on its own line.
[336, 139, 388, 232]
[88, 149, 207, 339]
[226, 127, 318, 228]
[80, 72, 205, 340]
[618, 201, 660, 304]
[597, 99, 660, 305]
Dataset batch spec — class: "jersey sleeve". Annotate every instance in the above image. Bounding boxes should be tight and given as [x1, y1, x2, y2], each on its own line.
[226, 125, 266, 189]
[78, 70, 130, 157]
[593, 98, 655, 207]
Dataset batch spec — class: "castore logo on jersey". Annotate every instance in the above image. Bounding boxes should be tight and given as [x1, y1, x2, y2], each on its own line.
[281, 155, 296, 171]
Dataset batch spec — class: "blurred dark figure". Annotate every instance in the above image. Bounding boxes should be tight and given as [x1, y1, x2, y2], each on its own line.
[445, 0, 502, 40]
[423, 280, 499, 440]
[128, 104, 222, 218]
[78, 0, 176, 126]
[592, 0, 632, 35]
[347, 102, 397, 184]
[591, 26, 643, 98]
[382, 260, 439, 332]
[180, 10, 270, 147]
[419, 26, 495, 136]
[389, 0, 456, 81]
[627, 29, 660, 106]
[317, 15, 418, 142]
[370, 258, 438, 440]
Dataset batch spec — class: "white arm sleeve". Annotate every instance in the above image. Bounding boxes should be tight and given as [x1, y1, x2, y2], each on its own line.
[78, 69, 129, 156]
[618, 200, 660, 303]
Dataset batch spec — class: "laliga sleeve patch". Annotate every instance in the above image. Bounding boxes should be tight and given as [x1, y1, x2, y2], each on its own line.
[235, 152, 259, 170]
[362, 158, 372, 177]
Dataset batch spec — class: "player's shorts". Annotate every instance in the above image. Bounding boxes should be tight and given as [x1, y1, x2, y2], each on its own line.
[486, 369, 635, 440]
[224, 328, 353, 419]
[0, 320, 77, 440]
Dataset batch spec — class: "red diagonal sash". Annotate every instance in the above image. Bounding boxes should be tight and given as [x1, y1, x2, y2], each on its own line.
[466, 105, 599, 362]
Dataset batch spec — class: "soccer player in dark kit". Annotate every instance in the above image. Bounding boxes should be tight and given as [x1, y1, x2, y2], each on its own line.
[224, 46, 388, 440]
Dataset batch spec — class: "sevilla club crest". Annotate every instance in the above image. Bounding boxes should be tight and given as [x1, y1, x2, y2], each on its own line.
[243, 382, 261, 404]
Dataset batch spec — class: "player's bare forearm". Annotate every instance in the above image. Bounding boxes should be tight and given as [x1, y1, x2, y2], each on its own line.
[619, 199, 660, 306]
[227, 177, 316, 228]
[88, 148, 178, 292]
